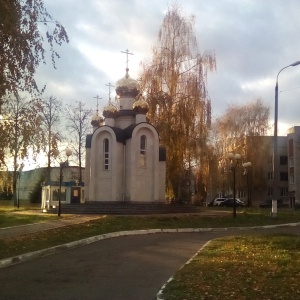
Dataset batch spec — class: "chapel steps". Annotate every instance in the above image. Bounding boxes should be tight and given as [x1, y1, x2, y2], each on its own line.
[45, 202, 200, 215]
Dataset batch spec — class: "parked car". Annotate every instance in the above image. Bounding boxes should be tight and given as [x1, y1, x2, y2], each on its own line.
[259, 199, 283, 208]
[219, 198, 245, 207]
[212, 198, 227, 206]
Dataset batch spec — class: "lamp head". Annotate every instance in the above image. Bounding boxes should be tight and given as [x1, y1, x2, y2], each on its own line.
[290, 61, 300, 67]
[243, 161, 252, 168]
[227, 152, 234, 160]
[234, 154, 241, 160]
[65, 147, 72, 157]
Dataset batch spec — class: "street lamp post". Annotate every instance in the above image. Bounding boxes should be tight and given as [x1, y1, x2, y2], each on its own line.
[58, 148, 72, 217]
[242, 162, 252, 207]
[273, 61, 300, 216]
[228, 152, 241, 217]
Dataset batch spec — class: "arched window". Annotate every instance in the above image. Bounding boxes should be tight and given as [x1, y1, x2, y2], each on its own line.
[104, 138, 109, 170]
[139, 135, 146, 167]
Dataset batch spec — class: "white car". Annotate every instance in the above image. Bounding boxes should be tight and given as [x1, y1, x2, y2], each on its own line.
[212, 198, 227, 206]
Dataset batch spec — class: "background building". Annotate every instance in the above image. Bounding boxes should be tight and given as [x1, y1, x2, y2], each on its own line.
[249, 136, 288, 207]
[287, 126, 300, 207]
[0, 166, 83, 208]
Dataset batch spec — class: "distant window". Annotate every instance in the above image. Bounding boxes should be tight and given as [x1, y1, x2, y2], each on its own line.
[139, 135, 146, 167]
[53, 189, 59, 201]
[268, 172, 273, 180]
[280, 156, 288, 165]
[280, 188, 289, 197]
[53, 188, 66, 201]
[290, 157, 294, 167]
[280, 172, 288, 181]
[104, 138, 109, 170]
[290, 175, 295, 184]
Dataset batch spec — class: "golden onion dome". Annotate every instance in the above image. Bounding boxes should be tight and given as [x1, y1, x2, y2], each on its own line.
[103, 103, 117, 118]
[115, 68, 140, 98]
[133, 97, 149, 114]
[91, 113, 103, 127]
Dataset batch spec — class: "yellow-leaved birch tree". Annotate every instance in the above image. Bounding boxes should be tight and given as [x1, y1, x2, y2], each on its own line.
[140, 4, 216, 201]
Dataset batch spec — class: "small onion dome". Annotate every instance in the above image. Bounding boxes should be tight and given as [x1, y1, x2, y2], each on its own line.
[91, 114, 103, 127]
[115, 68, 140, 98]
[133, 98, 149, 114]
[103, 103, 117, 118]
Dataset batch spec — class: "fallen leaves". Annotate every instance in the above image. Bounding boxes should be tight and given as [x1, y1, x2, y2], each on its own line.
[162, 235, 300, 299]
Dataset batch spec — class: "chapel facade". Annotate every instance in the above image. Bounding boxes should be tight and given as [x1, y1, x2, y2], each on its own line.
[84, 67, 166, 203]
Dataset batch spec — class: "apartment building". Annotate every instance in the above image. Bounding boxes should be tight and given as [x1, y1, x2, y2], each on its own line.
[240, 135, 288, 206]
[243, 134, 293, 207]
[287, 126, 300, 206]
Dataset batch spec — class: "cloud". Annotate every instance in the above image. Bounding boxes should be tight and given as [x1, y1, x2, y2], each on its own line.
[39, 0, 300, 133]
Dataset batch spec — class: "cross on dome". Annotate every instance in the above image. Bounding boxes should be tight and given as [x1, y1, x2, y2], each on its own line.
[91, 95, 103, 128]
[121, 49, 133, 70]
[105, 82, 115, 104]
[93, 95, 102, 114]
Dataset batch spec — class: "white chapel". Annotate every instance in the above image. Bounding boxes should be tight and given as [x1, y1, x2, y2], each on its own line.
[84, 64, 166, 203]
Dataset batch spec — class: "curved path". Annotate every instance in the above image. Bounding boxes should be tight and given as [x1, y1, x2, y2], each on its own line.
[1, 224, 300, 300]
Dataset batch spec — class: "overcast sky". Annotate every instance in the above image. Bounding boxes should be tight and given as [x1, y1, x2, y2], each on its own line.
[38, 0, 300, 137]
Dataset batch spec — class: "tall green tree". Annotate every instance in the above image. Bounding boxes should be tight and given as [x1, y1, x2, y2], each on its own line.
[66, 101, 92, 183]
[140, 4, 216, 201]
[0, 0, 68, 98]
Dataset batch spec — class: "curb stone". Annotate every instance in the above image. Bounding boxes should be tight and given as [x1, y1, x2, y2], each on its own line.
[1, 222, 300, 271]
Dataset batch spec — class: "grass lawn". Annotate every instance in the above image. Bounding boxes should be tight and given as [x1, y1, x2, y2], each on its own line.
[160, 234, 300, 300]
[0, 203, 59, 228]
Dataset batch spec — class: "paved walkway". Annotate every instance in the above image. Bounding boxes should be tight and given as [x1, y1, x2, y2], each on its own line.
[0, 213, 102, 239]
